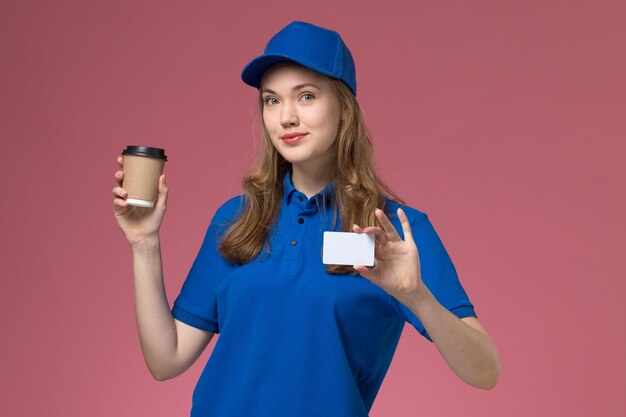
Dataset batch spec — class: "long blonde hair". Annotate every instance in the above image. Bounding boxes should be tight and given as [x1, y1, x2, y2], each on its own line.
[219, 76, 405, 275]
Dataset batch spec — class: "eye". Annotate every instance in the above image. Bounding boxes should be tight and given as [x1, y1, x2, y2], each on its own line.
[301, 93, 315, 102]
[263, 97, 278, 106]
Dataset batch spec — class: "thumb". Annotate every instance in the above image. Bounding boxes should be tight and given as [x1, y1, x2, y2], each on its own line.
[353, 264, 378, 284]
[156, 174, 168, 207]
[159, 174, 167, 192]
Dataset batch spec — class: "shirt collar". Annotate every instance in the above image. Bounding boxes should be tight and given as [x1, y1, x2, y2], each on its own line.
[282, 169, 335, 207]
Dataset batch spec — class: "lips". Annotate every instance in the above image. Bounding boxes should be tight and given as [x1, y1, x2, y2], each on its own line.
[280, 132, 308, 145]
[281, 132, 308, 140]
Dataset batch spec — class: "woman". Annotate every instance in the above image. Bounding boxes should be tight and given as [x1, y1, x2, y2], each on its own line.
[113, 20, 500, 417]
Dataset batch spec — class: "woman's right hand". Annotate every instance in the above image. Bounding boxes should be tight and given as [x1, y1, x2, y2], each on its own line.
[112, 155, 169, 248]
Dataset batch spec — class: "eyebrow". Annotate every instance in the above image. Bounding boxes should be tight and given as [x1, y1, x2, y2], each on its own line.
[261, 83, 321, 95]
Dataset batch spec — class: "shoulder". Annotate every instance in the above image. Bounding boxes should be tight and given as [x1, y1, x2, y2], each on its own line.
[212, 195, 246, 225]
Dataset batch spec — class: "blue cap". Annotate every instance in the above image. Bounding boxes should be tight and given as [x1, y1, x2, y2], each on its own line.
[241, 21, 357, 96]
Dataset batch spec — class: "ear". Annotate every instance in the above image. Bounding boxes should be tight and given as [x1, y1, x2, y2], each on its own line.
[340, 102, 348, 123]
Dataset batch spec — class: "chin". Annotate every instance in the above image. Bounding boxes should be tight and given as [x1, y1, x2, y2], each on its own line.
[277, 151, 312, 164]
[282, 157, 308, 165]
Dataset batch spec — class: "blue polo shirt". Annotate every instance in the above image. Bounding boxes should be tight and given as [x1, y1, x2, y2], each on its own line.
[171, 169, 476, 417]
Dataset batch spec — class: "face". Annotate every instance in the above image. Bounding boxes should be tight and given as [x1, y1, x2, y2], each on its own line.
[260, 63, 343, 172]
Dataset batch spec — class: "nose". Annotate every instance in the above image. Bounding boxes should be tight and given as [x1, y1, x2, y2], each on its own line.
[280, 101, 299, 127]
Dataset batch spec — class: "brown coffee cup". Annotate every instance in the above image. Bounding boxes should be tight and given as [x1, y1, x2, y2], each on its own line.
[121, 146, 167, 208]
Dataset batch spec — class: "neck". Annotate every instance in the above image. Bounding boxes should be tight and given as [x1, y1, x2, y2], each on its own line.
[291, 163, 335, 199]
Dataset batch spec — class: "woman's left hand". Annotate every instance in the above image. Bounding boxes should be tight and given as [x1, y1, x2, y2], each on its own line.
[352, 208, 425, 304]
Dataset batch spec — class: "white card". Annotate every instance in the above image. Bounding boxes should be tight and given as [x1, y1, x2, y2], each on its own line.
[322, 232, 375, 266]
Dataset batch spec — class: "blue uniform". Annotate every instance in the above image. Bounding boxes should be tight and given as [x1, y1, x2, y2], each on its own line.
[171, 169, 476, 417]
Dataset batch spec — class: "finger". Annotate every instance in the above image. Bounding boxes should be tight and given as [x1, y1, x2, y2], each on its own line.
[112, 186, 127, 198]
[113, 196, 128, 209]
[155, 175, 168, 208]
[397, 208, 414, 242]
[375, 208, 402, 242]
[115, 170, 124, 186]
[117, 155, 124, 168]
[352, 224, 367, 233]
[353, 264, 378, 283]
[362, 226, 388, 246]
[355, 223, 388, 246]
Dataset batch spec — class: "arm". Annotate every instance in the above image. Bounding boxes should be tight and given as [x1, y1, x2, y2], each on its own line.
[113, 156, 214, 381]
[132, 237, 214, 381]
[400, 286, 500, 389]
[352, 207, 500, 390]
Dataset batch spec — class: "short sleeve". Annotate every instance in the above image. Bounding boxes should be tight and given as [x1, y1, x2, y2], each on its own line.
[390, 212, 476, 342]
[171, 197, 243, 333]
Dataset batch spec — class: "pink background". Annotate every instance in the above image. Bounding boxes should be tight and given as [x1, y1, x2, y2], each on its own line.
[2, 1, 625, 416]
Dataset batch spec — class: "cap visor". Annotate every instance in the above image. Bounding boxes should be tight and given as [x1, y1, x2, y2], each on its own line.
[242, 55, 313, 89]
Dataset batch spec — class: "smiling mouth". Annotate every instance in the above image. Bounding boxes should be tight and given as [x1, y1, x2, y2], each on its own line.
[281, 132, 308, 139]
[282, 134, 307, 144]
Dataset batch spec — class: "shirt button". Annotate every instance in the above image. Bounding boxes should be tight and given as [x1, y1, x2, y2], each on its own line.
[298, 217, 304, 224]
[290, 240, 297, 246]
[297, 196, 304, 202]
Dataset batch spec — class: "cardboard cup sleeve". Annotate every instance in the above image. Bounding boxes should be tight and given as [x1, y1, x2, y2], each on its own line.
[121, 147, 167, 208]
